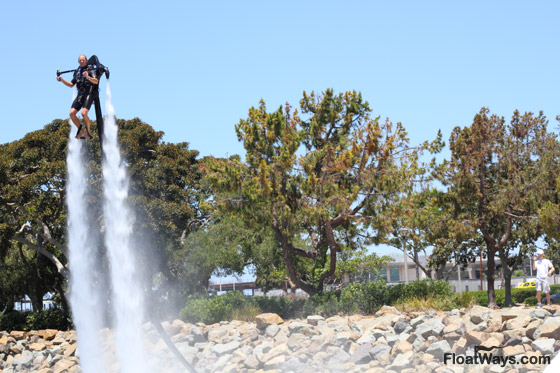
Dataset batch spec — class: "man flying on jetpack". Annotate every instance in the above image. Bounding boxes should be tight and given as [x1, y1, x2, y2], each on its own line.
[56, 55, 109, 143]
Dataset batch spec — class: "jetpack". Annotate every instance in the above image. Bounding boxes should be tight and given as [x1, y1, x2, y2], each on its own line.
[57, 55, 110, 149]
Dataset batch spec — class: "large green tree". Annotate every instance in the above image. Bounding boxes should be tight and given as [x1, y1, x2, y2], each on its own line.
[205, 90, 437, 295]
[444, 108, 558, 307]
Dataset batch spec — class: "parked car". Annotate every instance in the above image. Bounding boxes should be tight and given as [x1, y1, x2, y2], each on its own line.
[516, 281, 536, 288]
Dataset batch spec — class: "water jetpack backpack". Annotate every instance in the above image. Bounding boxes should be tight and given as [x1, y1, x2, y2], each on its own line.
[87, 55, 110, 80]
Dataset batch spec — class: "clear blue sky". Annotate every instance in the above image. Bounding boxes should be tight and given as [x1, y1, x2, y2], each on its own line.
[2, 1, 558, 280]
[2, 1, 559, 157]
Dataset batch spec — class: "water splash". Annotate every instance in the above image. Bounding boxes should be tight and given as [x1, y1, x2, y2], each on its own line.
[66, 120, 105, 373]
[101, 80, 148, 373]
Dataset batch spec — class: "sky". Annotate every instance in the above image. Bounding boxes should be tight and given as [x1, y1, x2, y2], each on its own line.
[2, 1, 559, 280]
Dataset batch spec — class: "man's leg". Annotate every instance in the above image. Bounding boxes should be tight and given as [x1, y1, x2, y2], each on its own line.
[537, 290, 542, 307]
[81, 108, 92, 140]
[545, 282, 552, 305]
[69, 108, 81, 129]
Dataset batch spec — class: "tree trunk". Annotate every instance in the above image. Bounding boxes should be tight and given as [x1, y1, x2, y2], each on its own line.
[502, 267, 514, 307]
[486, 246, 498, 308]
[29, 291, 44, 312]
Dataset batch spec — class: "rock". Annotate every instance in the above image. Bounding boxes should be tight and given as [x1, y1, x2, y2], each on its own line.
[355, 333, 376, 345]
[44, 329, 58, 341]
[9, 331, 24, 340]
[503, 344, 525, 356]
[410, 315, 431, 328]
[531, 338, 556, 356]
[376, 305, 400, 316]
[426, 340, 452, 358]
[63, 343, 77, 357]
[543, 316, 560, 325]
[534, 322, 560, 340]
[349, 343, 373, 364]
[470, 305, 493, 324]
[465, 331, 484, 345]
[393, 318, 410, 334]
[505, 315, 531, 330]
[29, 342, 47, 351]
[265, 323, 280, 338]
[415, 319, 445, 339]
[531, 308, 552, 319]
[391, 340, 413, 357]
[261, 343, 289, 363]
[369, 343, 391, 359]
[243, 354, 260, 369]
[253, 341, 274, 362]
[212, 341, 241, 356]
[388, 350, 414, 369]
[288, 321, 315, 336]
[255, 313, 284, 329]
[13, 350, 33, 367]
[452, 337, 468, 355]
[525, 319, 542, 340]
[53, 359, 76, 373]
[306, 315, 324, 326]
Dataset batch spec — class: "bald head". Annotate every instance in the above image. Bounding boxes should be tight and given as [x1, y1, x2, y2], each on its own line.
[78, 55, 87, 67]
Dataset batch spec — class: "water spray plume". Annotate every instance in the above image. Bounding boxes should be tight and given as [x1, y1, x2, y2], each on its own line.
[66, 122, 106, 373]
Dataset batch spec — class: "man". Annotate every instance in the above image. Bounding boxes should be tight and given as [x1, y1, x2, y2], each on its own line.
[57, 55, 99, 140]
[533, 249, 555, 308]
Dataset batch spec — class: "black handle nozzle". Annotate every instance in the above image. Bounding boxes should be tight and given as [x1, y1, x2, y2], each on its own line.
[57, 69, 61, 77]
[104, 67, 110, 79]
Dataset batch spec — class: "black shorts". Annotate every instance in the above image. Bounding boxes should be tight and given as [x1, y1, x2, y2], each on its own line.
[71, 92, 94, 111]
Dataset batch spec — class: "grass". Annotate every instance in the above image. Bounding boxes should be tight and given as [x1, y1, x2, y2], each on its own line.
[231, 304, 262, 322]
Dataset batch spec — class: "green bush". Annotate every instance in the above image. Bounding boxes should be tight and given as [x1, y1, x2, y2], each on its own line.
[0, 309, 72, 332]
[455, 291, 479, 308]
[253, 296, 305, 319]
[525, 297, 538, 306]
[304, 291, 340, 317]
[0, 311, 28, 331]
[180, 291, 258, 324]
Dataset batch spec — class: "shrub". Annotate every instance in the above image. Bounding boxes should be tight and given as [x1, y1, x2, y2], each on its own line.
[254, 296, 305, 319]
[455, 291, 479, 308]
[0, 311, 28, 331]
[25, 309, 72, 331]
[304, 291, 340, 317]
[525, 297, 538, 306]
[0, 309, 72, 332]
[179, 291, 257, 324]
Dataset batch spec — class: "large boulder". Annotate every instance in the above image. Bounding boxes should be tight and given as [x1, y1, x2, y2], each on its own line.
[255, 313, 284, 329]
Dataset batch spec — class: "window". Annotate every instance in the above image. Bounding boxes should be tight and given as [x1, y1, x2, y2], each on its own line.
[374, 268, 387, 281]
[390, 267, 400, 282]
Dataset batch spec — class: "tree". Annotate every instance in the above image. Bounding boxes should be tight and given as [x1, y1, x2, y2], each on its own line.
[444, 108, 557, 308]
[0, 118, 204, 311]
[205, 90, 437, 295]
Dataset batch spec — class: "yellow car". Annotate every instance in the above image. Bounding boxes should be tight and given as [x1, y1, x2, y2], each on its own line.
[516, 281, 536, 288]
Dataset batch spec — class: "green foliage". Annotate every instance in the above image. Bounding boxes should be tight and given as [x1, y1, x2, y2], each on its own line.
[0, 312, 27, 332]
[455, 291, 479, 308]
[253, 296, 305, 320]
[525, 297, 538, 306]
[178, 280, 502, 324]
[25, 308, 72, 330]
[204, 90, 438, 295]
[0, 119, 205, 316]
[179, 291, 253, 325]
[513, 270, 524, 277]
[0, 309, 72, 332]
[444, 108, 559, 307]
[467, 285, 560, 307]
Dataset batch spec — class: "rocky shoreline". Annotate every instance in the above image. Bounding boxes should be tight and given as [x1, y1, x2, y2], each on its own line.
[1, 304, 560, 372]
